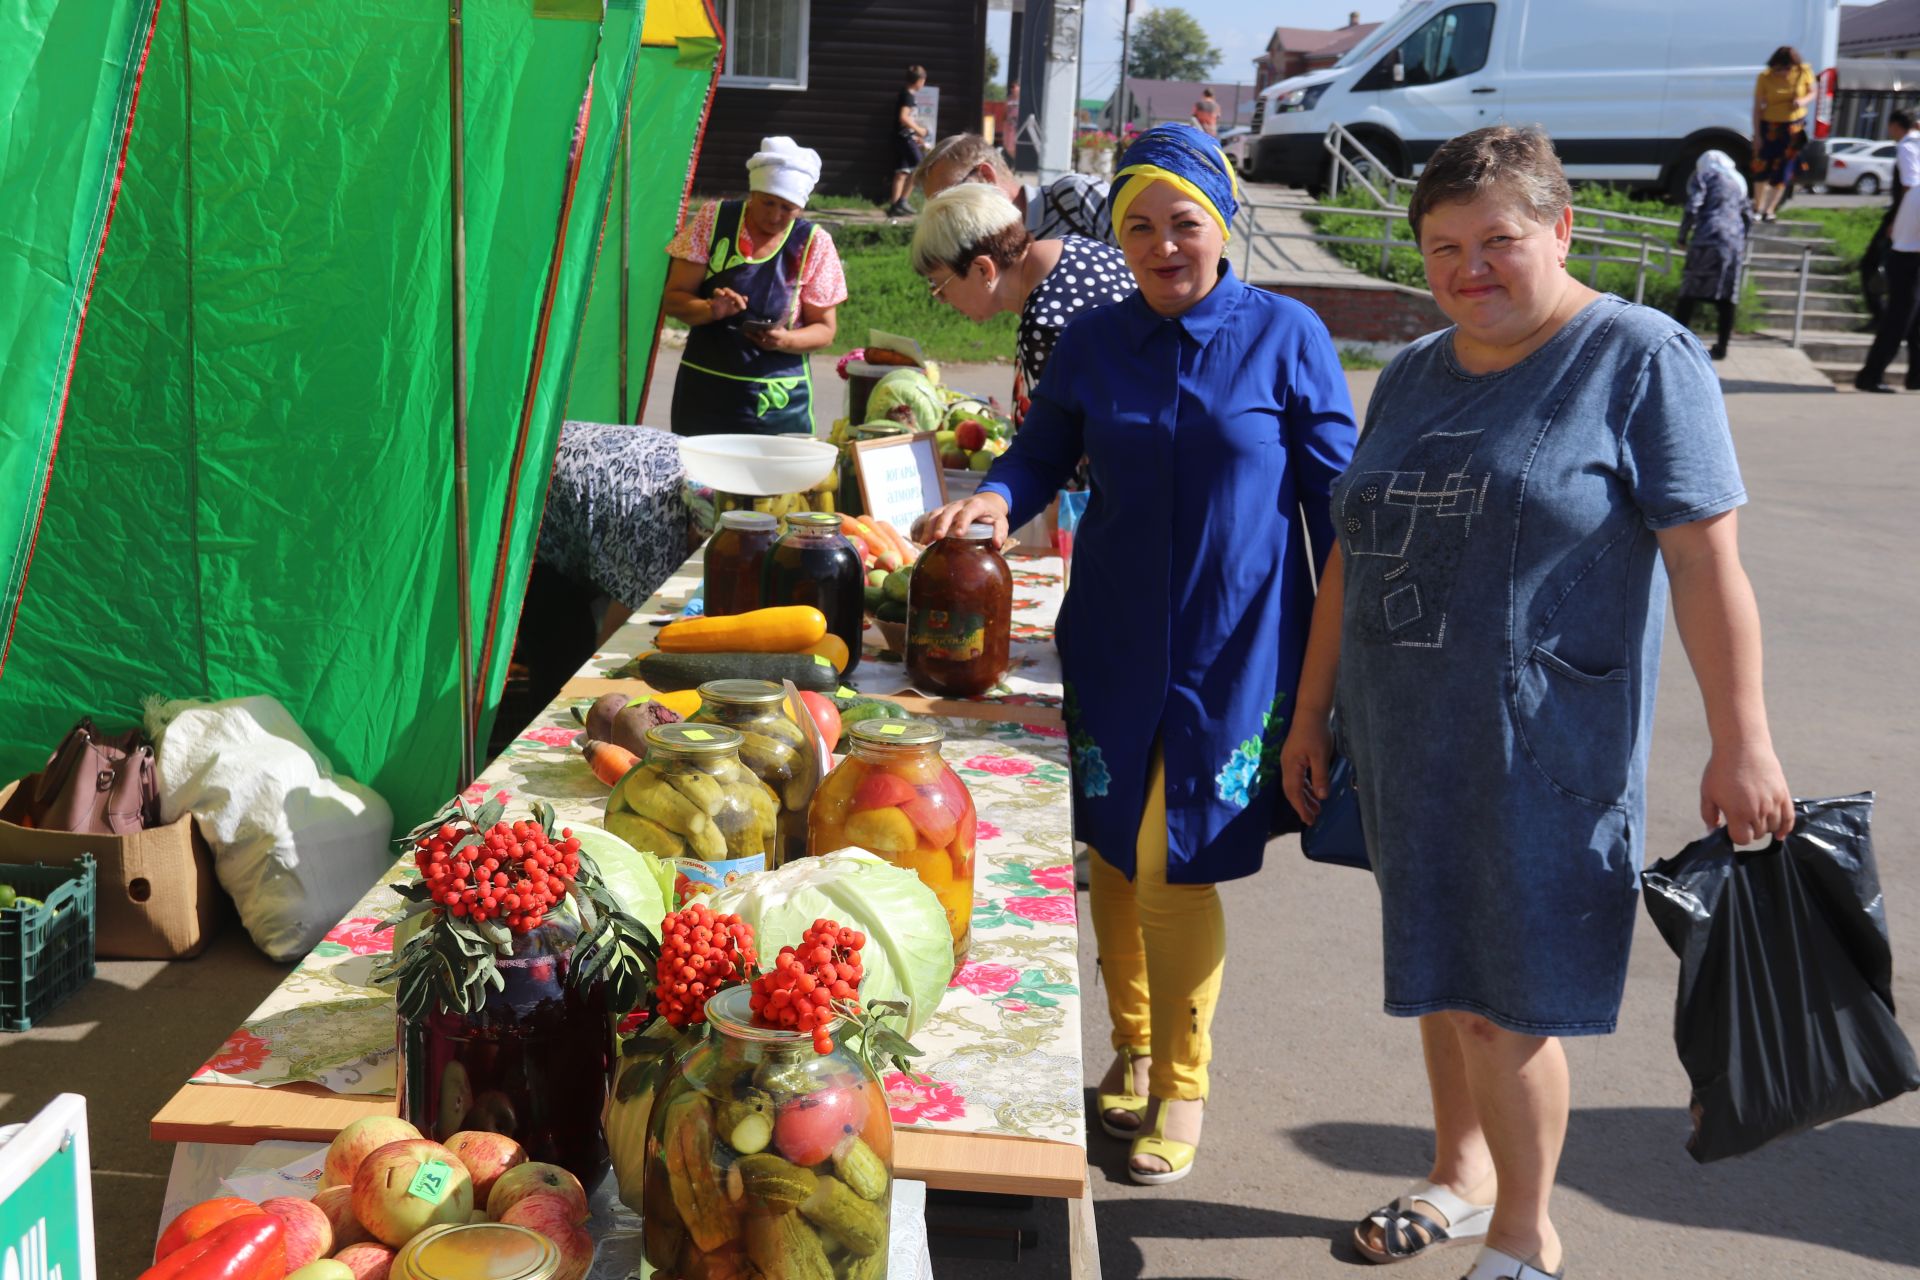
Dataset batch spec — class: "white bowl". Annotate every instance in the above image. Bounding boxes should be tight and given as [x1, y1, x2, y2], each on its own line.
[677, 434, 838, 496]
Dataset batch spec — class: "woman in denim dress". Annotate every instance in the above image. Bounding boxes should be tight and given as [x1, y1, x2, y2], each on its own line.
[1281, 127, 1793, 1280]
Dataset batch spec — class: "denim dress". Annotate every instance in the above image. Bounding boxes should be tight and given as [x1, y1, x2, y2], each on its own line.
[1333, 297, 1745, 1035]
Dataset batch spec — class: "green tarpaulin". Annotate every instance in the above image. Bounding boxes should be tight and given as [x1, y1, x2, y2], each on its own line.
[0, 0, 719, 826]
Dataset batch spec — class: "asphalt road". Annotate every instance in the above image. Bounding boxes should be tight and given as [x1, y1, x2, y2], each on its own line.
[938, 379, 1920, 1280]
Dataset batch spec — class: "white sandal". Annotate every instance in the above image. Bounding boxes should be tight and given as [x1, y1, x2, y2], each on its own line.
[1354, 1180, 1493, 1265]
[1461, 1247, 1563, 1279]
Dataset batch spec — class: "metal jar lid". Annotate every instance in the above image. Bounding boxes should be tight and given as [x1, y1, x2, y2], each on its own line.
[393, 1223, 560, 1280]
[697, 678, 787, 706]
[647, 722, 745, 754]
[718, 510, 778, 531]
[848, 718, 943, 748]
[785, 511, 841, 530]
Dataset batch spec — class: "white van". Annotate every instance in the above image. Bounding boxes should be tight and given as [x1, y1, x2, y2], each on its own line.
[1248, 0, 1841, 198]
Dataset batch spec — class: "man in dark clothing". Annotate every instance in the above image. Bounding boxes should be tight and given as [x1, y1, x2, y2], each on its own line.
[1860, 110, 1914, 325]
[889, 65, 930, 216]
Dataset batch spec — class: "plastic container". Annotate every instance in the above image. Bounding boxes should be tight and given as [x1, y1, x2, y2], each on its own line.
[0, 854, 97, 1032]
[691, 680, 820, 869]
[679, 434, 838, 496]
[763, 512, 865, 677]
[704, 511, 779, 617]
[640, 985, 892, 1280]
[907, 523, 1012, 697]
[392, 1222, 561, 1280]
[808, 721, 976, 965]
[605, 724, 780, 896]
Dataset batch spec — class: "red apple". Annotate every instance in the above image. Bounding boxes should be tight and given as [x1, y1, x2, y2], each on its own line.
[501, 1195, 595, 1280]
[443, 1131, 528, 1209]
[350, 1139, 474, 1247]
[259, 1196, 331, 1270]
[323, 1116, 422, 1191]
[286, 1262, 355, 1280]
[955, 419, 986, 452]
[331, 1242, 395, 1280]
[486, 1162, 588, 1225]
[311, 1186, 370, 1252]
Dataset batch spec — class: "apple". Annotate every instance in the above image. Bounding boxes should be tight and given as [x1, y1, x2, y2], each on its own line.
[350, 1139, 475, 1247]
[955, 419, 986, 452]
[487, 1162, 589, 1225]
[311, 1186, 370, 1252]
[287, 1262, 355, 1280]
[466, 1090, 518, 1135]
[436, 1061, 473, 1137]
[443, 1130, 528, 1208]
[501, 1195, 595, 1280]
[259, 1196, 331, 1270]
[331, 1242, 395, 1280]
[323, 1116, 422, 1191]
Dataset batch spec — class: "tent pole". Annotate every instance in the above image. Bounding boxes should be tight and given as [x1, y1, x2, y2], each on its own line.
[619, 104, 632, 422]
[448, 0, 478, 790]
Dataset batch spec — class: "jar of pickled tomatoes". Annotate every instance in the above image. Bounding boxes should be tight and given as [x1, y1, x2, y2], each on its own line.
[905, 523, 1011, 698]
[807, 720, 975, 965]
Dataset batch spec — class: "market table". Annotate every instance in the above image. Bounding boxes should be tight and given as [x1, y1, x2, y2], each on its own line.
[152, 547, 1098, 1273]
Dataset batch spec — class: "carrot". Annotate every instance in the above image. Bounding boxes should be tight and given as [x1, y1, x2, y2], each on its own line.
[582, 738, 639, 787]
[871, 520, 916, 564]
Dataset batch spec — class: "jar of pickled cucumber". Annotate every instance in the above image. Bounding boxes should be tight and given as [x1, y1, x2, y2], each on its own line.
[807, 720, 976, 965]
[603, 723, 781, 900]
[692, 680, 820, 869]
[641, 985, 892, 1280]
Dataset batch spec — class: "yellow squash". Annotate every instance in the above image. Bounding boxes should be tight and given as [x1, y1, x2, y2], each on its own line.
[657, 605, 827, 654]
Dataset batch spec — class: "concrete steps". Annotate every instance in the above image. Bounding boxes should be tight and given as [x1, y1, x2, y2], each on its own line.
[1761, 328, 1911, 384]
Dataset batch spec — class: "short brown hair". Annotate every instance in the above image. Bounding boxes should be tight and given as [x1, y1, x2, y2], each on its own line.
[1407, 125, 1572, 241]
[1767, 45, 1802, 71]
[906, 64, 927, 83]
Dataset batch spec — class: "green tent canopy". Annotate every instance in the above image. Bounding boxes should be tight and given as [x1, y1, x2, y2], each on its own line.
[0, 0, 720, 826]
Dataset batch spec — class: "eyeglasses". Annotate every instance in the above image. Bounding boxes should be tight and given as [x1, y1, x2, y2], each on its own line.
[927, 272, 959, 300]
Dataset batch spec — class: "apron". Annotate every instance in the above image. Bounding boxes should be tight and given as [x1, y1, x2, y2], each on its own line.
[672, 200, 817, 437]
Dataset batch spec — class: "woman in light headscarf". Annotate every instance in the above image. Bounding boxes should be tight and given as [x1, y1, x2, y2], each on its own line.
[1674, 149, 1752, 360]
[919, 124, 1357, 1185]
[664, 137, 847, 436]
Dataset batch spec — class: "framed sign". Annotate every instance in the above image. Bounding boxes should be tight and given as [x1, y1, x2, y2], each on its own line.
[851, 432, 947, 532]
[911, 86, 941, 146]
[0, 1093, 95, 1280]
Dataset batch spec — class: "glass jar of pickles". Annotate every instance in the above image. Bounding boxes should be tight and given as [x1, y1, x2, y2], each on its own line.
[763, 512, 865, 677]
[603, 723, 781, 902]
[641, 985, 892, 1280]
[906, 523, 1012, 698]
[704, 510, 779, 617]
[807, 721, 976, 964]
[692, 679, 820, 868]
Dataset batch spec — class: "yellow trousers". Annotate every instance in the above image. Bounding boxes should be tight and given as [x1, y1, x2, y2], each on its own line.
[1086, 748, 1225, 1100]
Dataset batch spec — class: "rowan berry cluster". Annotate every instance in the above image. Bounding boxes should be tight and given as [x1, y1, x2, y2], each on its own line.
[749, 919, 867, 1054]
[414, 818, 581, 932]
[656, 902, 757, 1027]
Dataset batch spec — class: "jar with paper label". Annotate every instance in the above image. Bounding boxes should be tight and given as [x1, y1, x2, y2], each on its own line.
[603, 723, 780, 904]
[808, 719, 975, 964]
[763, 511, 865, 676]
[704, 510, 778, 617]
[691, 679, 820, 868]
[905, 523, 1011, 698]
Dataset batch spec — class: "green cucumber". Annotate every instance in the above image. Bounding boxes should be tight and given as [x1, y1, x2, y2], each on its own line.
[632, 651, 839, 693]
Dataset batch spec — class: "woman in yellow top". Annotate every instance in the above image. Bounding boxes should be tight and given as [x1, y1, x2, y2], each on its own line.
[1751, 45, 1815, 222]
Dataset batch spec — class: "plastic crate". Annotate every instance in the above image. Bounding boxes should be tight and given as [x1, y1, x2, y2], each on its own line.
[0, 854, 97, 1031]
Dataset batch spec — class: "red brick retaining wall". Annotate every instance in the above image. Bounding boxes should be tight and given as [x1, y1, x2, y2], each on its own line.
[1261, 282, 1448, 343]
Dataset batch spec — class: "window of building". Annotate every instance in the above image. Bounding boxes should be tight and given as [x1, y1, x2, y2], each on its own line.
[720, 0, 809, 90]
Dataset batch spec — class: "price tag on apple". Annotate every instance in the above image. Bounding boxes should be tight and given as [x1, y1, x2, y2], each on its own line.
[407, 1159, 455, 1204]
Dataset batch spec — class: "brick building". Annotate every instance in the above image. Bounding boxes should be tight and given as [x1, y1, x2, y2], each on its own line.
[1251, 12, 1380, 95]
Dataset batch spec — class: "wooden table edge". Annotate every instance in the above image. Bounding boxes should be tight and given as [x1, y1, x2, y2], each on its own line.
[151, 1081, 1088, 1199]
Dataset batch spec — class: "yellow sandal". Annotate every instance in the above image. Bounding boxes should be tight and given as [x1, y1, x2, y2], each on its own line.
[1094, 1045, 1150, 1139]
[1128, 1097, 1200, 1186]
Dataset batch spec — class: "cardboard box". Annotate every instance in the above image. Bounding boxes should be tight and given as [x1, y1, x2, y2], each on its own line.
[0, 778, 224, 959]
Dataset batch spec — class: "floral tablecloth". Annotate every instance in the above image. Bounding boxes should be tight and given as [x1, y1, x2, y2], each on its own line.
[191, 557, 1086, 1149]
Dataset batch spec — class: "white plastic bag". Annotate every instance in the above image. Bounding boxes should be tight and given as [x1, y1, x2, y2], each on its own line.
[145, 695, 393, 961]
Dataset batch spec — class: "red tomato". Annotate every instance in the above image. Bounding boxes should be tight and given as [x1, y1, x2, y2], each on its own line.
[900, 791, 958, 847]
[851, 771, 917, 813]
[798, 691, 840, 753]
[773, 1088, 859, 1167]
[154, 1198, 262, 1264]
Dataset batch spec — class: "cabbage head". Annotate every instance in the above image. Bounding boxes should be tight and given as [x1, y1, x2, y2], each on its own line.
[573, 823, 673, 936]
[708, 849, 951, 1036]
[865, 368, 944, 433]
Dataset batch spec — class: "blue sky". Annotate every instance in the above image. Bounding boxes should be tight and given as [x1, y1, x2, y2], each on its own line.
[985, 1, 1397, 102]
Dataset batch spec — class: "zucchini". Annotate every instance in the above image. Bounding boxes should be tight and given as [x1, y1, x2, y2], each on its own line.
[657, 605, 827, 654]
[634, 651, 839, 693]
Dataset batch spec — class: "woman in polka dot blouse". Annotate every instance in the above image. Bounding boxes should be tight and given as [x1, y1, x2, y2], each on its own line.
[909, 183, 1135, 426]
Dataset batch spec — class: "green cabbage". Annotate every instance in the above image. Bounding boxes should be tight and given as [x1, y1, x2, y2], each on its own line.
[708, 850, 951, 1036]
[865, 368, 944, 433]
[573, 823, 673, 935]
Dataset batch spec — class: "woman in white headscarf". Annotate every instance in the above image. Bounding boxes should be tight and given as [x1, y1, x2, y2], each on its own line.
[1673, 149, 1752, 360]
[664, 137, 848, 435]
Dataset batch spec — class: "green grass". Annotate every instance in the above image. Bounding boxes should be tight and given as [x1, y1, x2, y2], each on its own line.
[808, 193, 891, 213]
[1338, 346, 1386, 370]
[820, 222, 1017, 363]
[1304, 184, 1769, 333]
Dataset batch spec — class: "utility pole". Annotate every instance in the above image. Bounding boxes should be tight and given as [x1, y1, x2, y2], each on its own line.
[1117, 0, 1132, 133]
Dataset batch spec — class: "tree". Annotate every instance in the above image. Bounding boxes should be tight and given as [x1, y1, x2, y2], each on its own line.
[984, 45, 1005, 101]
[1126, 8, 1220, 82]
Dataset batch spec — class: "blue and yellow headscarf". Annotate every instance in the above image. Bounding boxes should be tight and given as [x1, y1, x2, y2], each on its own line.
[1110, 124, 1241, 243]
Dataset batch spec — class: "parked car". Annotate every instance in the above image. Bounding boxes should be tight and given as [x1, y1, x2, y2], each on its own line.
[1246, 0, 1841, 200]
[1218, 125, 1254, 170]
[1824, 140, 1899, 194]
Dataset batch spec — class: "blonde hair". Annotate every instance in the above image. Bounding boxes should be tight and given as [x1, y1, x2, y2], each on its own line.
[909, 183, 1030, 277]
[911, 133, 1013, 196]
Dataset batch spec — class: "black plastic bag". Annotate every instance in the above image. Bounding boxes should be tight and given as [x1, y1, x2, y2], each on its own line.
[1642, 794, 1920, 1163]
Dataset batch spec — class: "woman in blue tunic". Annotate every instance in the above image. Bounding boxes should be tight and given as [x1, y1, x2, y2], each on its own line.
[920, 125, 1357, 1184]
[1280, 127, 1792, 1280]
[1673, 150, 1751, 360]
[664, 137, 846, 436]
